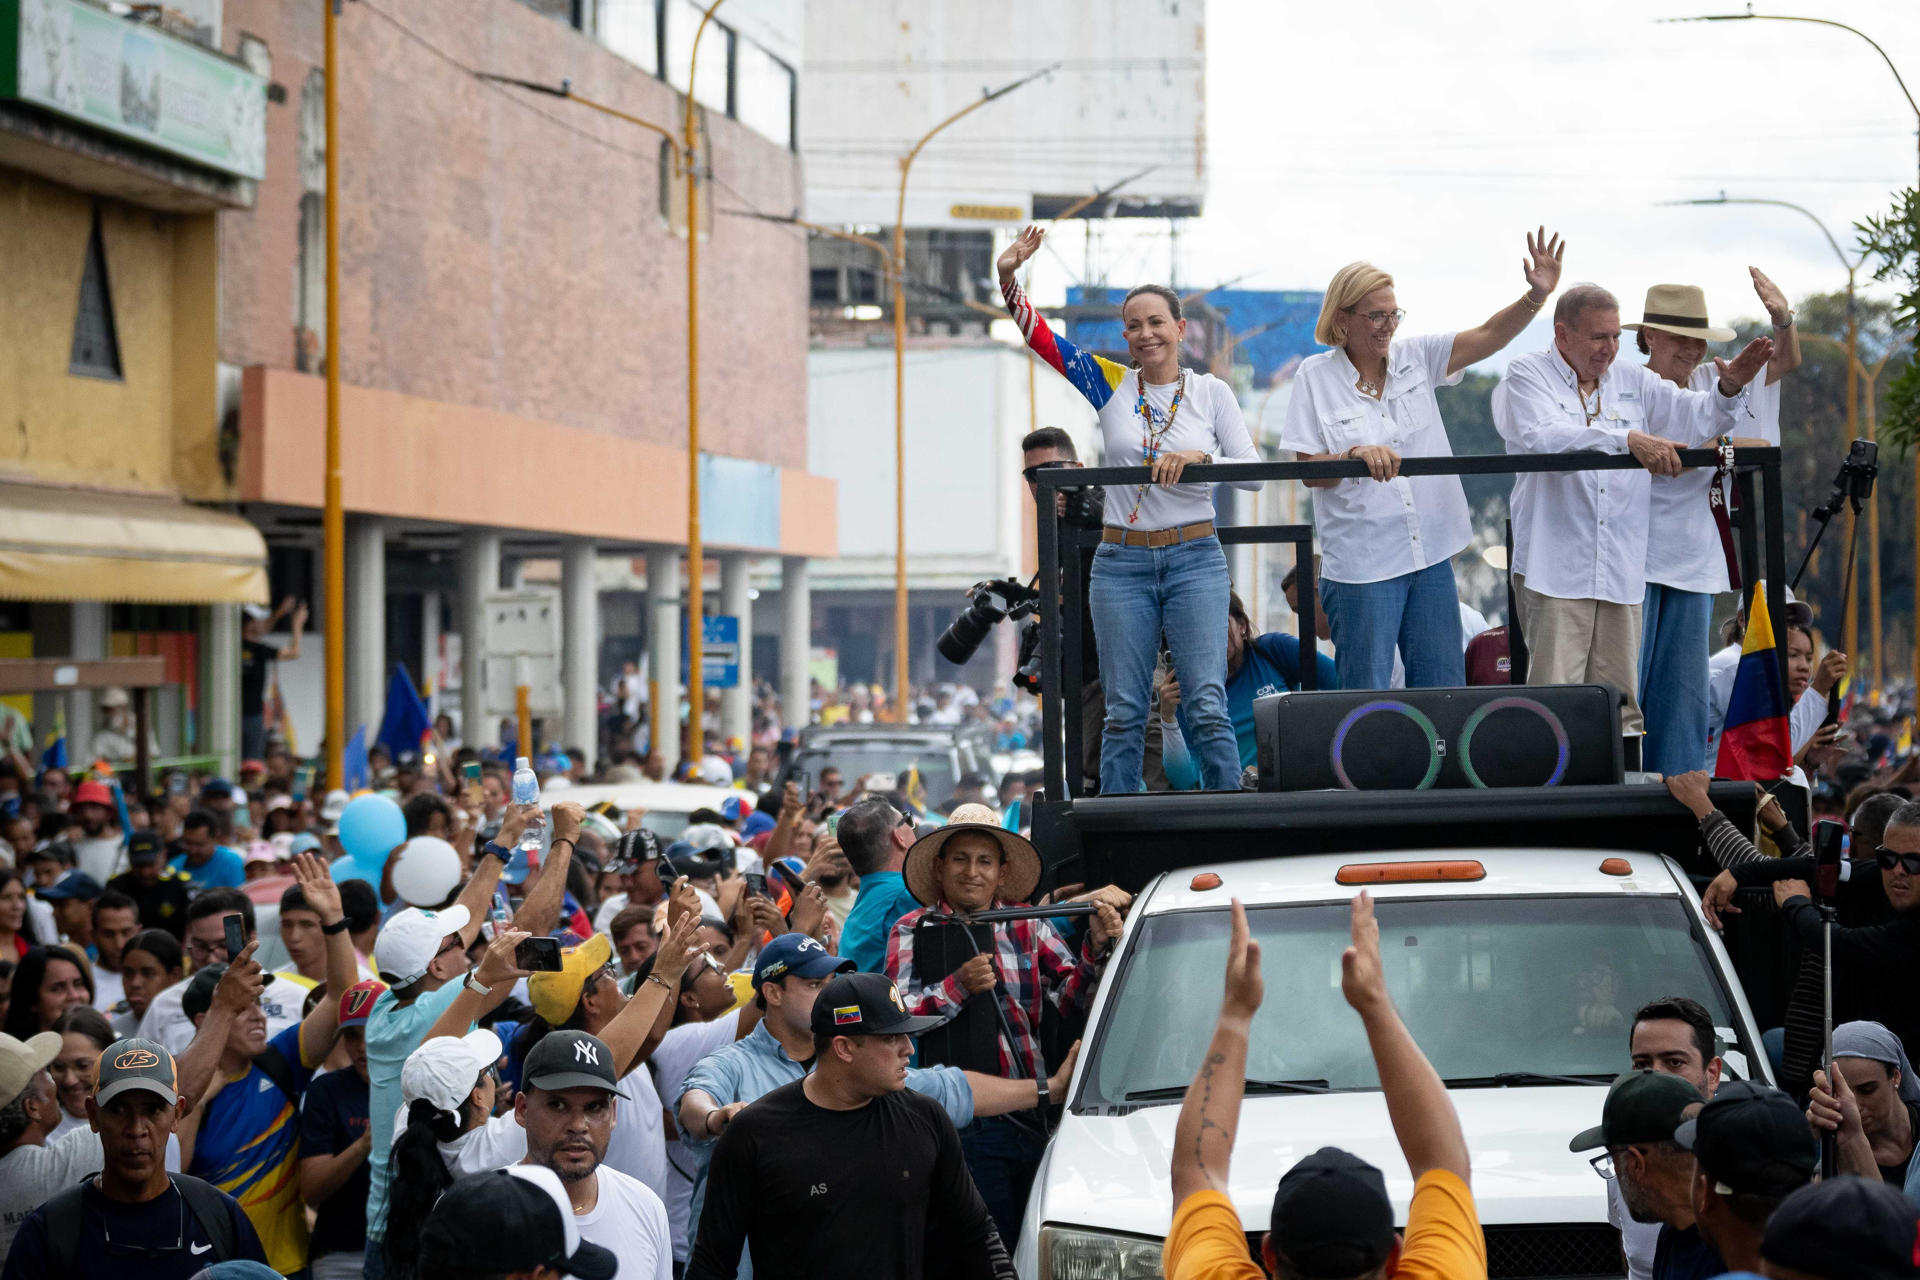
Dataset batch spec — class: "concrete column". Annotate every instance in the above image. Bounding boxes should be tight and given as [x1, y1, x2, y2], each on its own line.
[780, 556, 810, 734]
[346, 516, 387, 739]
[68, 601, 107, 765]
[719, 554, 752, 749]
[420, 590, 441, 718]
[562, 540, 599, 773]
[460, 528, 502, 750]
[206, 604, 241, 777]
[645, 547, 682, 774]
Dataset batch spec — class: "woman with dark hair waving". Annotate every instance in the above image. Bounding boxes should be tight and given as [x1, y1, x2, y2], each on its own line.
[998, 224, 1259, 793]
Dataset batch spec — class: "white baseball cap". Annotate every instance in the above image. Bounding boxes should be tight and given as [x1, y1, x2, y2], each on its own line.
[373, 904, 472, 987]
[400, 1027, 502, 1117]
[320, 789, 351, 831]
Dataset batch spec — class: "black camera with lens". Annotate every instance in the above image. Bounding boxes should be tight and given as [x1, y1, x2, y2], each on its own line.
[1814, 439, 1878, 520]
[937, 577, 1041, 667]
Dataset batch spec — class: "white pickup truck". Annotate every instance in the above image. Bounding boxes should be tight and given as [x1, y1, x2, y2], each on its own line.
[1014, 847, 1769, 1280]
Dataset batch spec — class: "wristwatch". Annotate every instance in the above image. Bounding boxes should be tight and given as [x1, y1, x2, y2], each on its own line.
[481, 841, 512, 863]
[464, 973, 491, 996]
[1036, 1079, 1051, 1110]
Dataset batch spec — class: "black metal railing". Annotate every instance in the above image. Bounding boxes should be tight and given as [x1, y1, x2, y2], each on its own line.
[1030, 448, 1789, 800]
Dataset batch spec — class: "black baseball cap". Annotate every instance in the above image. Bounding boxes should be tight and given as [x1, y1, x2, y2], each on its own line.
[1762, 1175, 1920, 1280]
[809, 971, 944, 1040]
[606, 829, 662, 874]
[421, 1166, 617, 1280]
[522, 1030, 629, 1097]
[1570, 1070, 1703, 1151]
[181, 964, 227, 1021]
[1673, 1079, 1816, 1195]
[125, 831, 165, 864]
[1267, 1147, 1396, 1278]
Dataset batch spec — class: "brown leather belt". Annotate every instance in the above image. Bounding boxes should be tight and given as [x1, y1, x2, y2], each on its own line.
[1101, 520, 1216, 548]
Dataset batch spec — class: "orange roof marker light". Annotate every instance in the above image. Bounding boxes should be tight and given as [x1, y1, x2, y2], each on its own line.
[1189, 872, 1223, 891]
[1599, 858, 1633, 877]
[1335, 860, 1487, 886]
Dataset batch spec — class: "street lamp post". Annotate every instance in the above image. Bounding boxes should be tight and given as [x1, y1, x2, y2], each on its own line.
[889, 64, 1057, 721]
[322, 0, 344, 788]
[1663, 194, 1870, 679]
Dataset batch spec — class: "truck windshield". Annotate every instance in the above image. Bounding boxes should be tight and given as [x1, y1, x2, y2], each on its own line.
[1083, 896, 1737, 1105]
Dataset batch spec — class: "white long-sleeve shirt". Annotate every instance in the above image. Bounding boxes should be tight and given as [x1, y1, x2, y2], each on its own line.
[1492, 345, 1745, 603]
[1002, 276, 1259, 531]
[1279, 332, 1473, 584]
[1645, 365, 1784, 594]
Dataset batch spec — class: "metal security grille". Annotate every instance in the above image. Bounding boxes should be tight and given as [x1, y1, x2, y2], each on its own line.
[70, 210, 123, 380]
[1245, 1224, 1624, 1279]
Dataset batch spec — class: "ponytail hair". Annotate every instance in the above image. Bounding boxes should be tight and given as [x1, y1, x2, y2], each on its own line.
[381, 1097, 467, 1280]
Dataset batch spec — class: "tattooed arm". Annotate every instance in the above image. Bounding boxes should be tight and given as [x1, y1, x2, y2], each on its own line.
[1170, 899, 1264, 1202]
[1341, 891, 1470, 1181]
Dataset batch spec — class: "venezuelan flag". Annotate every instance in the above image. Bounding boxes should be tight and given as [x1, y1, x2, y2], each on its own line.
[1715, 592, 1793, 780]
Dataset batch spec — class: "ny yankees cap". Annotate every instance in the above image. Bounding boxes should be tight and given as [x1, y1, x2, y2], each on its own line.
[808, 971, 944, 1040]
[523, 1030, 629, 1097]
[94, 1037, 179, 1107]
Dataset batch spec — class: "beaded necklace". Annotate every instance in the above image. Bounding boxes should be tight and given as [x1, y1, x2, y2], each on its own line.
[1125, 367, 1186, 525]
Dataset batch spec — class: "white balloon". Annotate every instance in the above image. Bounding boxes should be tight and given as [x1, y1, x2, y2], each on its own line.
[391, 836, 462, 907]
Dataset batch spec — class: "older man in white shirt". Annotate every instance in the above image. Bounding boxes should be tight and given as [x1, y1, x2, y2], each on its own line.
[1492, 283, 1773, 734]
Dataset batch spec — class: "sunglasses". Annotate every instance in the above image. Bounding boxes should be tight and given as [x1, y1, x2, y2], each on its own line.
[1876, 847, 1920, 875]
[1022, 461, 1082, 484]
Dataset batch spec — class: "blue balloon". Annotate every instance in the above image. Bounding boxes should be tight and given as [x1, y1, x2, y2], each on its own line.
[338, 793, 406, 872]
[329, 856, 373, 885]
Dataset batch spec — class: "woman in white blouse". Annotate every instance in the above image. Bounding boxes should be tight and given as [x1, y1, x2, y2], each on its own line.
[997, 225, 1261, 793]
[1280, 229, 1565, 690]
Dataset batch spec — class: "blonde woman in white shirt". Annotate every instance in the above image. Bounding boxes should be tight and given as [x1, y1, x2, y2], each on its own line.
[997, 225, 1260, 793]
[1281, 230, 1566, 689]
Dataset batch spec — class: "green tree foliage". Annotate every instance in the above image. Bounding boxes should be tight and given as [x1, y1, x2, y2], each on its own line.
[1859, 187, 1920, 454]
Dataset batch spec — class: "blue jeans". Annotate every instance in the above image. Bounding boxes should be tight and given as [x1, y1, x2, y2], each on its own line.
[958, 1113, 1050, 1246]
[1639, 582, 1713, 776]
[1088, 535, 1239, 792]
[1321, 559, 1465, 691]
[362, 1242, 386, 1280]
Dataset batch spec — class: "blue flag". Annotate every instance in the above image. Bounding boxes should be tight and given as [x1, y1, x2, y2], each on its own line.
[376, 663, 431, 762]
[342, 725, 371, 793]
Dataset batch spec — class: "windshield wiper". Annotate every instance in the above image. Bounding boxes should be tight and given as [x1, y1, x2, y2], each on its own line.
[1124, 1078, 1330, 1102]
[1444, 1072, 1616, 1088]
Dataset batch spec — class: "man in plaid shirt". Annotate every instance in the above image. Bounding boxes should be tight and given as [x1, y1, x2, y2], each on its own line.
[883, 804, 1125, 1243]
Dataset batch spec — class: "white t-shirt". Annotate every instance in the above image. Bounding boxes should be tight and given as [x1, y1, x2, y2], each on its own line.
[648, 1010, 745, 1262]
[419, 1062, 666, 1198]
[0, 1126, 181, 1256]
[1606, 1176, 1658, 1280]
[138, 970, 313, 1055]
[91, 966, 125, 1016]
[71, 835, 123, 885]
[594, 892, 630, 937]
[575, 1163, 672, 1280]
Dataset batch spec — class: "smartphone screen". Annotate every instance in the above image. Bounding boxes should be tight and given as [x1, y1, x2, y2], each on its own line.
[516, 937, 563, 972]
[463, 760, 485, 807]
[222, 913, 247, 962]
[744, 872, 769, 900]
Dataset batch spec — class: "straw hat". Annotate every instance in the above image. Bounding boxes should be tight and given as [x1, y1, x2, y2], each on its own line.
[1622, 284, 1735, 342]
[903, 803, 1042, 907]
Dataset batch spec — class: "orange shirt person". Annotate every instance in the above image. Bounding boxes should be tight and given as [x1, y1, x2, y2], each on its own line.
[1162, 893, 1487, 1280]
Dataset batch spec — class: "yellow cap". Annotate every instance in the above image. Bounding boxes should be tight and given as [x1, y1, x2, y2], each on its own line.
[528, 933, 614, 1026]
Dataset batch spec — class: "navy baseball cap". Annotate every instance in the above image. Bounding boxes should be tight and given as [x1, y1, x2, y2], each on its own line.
[200, 778, 235, 800]
[753, 934, 853, 990]
[1762, 1175, 1920, 1280]
[37, 870, 103, 902]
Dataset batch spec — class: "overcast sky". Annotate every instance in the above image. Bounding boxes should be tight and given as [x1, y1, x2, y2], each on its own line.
[1025, 0, 1920, 373]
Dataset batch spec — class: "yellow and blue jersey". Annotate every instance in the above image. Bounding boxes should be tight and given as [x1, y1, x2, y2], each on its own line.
[189, 1022, 319, 1275]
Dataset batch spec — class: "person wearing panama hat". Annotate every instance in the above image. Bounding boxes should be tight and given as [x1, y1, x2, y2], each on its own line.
[1629, 271, 1802, 776]
[883, 802, 1125, 1242]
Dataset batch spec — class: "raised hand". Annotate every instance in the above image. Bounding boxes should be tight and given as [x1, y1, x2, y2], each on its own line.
[1750, 266, 1792, 327]
[497, 802, 542, 848]
[1339, 891, 1387, 1016]
[654, 911, 707, 987]
[213, 941, 265, 1015]
[549, 801, 584, 845]
[1221, 898, 1264, 1022]
[474, 927, 532, 989]
[1717, 336, 1775, 393]
[1523, 226, 1564, 302]
[291, 851, 343, 923]
[997, 224, 1045, 281]
[666, 877, 701, 931]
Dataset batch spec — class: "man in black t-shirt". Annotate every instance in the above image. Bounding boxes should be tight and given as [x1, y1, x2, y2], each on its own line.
[300, 980, 382, 1280]
[239, 599, 305, 760]
[687, 971, 1012, 1280]
[2, 1037, 265, 1279]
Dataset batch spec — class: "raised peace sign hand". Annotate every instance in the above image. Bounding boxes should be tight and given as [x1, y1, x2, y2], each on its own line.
[1522, 227, 1564, 303]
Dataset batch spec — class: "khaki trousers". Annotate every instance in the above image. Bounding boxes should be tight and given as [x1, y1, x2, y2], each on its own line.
[1513, 573, 1644, 736]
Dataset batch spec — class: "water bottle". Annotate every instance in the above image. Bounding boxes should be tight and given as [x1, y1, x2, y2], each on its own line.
[511, 756, 541, 852]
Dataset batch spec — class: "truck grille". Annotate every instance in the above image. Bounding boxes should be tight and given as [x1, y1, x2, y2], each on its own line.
[1244, 1224, 1622, 1279]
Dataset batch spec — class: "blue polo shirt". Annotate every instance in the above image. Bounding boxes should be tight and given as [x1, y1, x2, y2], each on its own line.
[841, 871, 923, 975]
[169, 845, 246, 891]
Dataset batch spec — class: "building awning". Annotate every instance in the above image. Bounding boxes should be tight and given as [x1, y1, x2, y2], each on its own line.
[0, 483, 268, 605]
